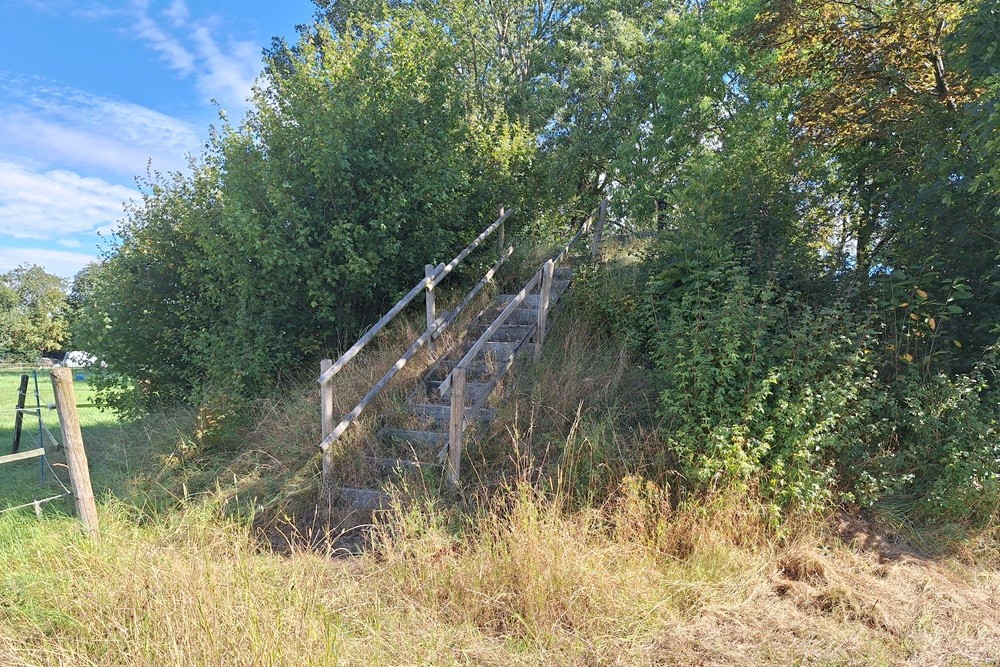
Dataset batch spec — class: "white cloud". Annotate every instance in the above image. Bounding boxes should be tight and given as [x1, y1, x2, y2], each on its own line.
[189, 25, 260, 107]
[0, 162, 135, 241]
[22, 0, 118, 20]
[134, 10, 196, 74]
[0, 74, 202, 178]
[163, 0, 190, 27]
[128, 1, 262, 111]
[0, 247, 98, 280]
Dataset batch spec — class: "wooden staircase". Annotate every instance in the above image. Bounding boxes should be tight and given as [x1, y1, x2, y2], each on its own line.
[317, 200, 608, 519]
[330, 266, 576, 510]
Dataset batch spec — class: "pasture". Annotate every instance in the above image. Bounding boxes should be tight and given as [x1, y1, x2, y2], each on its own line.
[0, 369, 119, 511]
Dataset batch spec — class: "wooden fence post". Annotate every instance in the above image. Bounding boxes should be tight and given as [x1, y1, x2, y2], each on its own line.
[535, 260, 555, 360]
[320, 359, 334, 482]
[593, 197, 607, 260]
[498, 206, 506, 258]
[49, 368, 99, 538]
[424, 264, 437, 334]
[446, 365, 466, 487]
[11, 374, 28, 454]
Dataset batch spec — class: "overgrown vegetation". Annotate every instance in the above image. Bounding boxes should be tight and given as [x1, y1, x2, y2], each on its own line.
[4, 491, 1000, 666]
[1, 315, 998, 665]
[5, 1, 994, 661]
[59, 0, 999, 541]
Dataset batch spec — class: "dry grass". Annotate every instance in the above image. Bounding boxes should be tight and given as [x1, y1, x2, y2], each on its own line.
[0, 488, 997, 666]
[2, 254, 998, 666]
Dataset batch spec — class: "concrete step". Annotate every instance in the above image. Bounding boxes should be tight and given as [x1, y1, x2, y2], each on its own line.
[482, 340, 518, 360]
[485, 324, 535, 343]
[366, 456, 441, 474]
[508, 308, 540, 326]
[498, 292, 565, 309]
[380, 428, 445, 446]
[408, 403, 494, 426]
[334, 486, 390, 511]
[424, 380, 491, 403]
[423, 361, 494, 383]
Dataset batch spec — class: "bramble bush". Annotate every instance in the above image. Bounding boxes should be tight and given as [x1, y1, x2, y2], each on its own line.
[579, 228, 1000, 528]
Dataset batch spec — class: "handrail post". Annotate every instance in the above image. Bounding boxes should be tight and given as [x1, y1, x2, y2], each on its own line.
[497, 206, 506, 258]
[446, 365, 467, 487]
[320, 359, 334, 482]
[424, 264, 436, 333]
[535, 259, 555, 360]
[593, 197, 607, 260]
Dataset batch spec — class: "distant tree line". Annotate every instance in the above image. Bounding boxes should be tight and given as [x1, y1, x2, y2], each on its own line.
[0, 264, 71, 363]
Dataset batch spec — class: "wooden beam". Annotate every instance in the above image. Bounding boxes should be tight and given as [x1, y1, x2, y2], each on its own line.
[535, 259, 555, 359]
[446, 366, 466, 488]
[0, 447, 45, 466]
[50, 368, 99, 538]
[497, 205, 506, 258]
[593, 198, 607, 260]
[424, 264, 437, 334]
[320, 359, 334, 481]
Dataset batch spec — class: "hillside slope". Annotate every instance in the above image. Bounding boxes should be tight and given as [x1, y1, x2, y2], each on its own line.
[2, 289, 999, 666]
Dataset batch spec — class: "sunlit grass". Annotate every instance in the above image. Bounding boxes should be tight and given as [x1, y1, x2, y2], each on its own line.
[0, 369, 120, 512]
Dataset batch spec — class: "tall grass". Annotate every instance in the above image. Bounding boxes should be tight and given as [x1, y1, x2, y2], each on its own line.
[1, 276, 998, 665]
[1, 487, 998, 666]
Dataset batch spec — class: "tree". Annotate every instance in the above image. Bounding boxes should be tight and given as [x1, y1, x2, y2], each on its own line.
[81, 10, 536, 412]
[0, 264, 69, 359]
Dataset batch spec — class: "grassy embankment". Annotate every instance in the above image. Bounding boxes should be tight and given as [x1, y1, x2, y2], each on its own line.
[1, 255, 999, 665]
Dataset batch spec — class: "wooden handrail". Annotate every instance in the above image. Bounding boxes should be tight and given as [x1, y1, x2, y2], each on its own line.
[318, 208, 514, 386]
[317, 271, 441, 385]
[430, 208, 514, 289]
[463, 322, 536, 425]
[319, 198, 609, 487]
[318, 207, 515, 477]
[320, 312, 449, 451]
[442, 198, 608, 487]
[438, 268, 543, 397]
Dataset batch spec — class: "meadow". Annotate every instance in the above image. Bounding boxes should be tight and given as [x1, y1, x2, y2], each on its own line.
[0, 369, 120, 512]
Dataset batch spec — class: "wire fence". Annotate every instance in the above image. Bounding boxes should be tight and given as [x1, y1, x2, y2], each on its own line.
[0, 368, 73, 516]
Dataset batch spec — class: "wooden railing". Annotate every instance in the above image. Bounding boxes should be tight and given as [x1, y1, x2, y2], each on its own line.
[440, 198, 608, 486]
[318, 207, 514, 479]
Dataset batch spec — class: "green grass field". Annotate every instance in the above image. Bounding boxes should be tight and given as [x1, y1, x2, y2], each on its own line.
[0, 369, 120, 512]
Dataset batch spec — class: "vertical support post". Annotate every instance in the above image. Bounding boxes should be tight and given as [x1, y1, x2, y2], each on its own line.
[535, 260, 555, 360]
[33, 371, 44, 482]
[424, 264, 437, 334]
[497, 205, 506, 258]
[446, 365, 466, 487]
[49, 368, 99, 538]
[11, 374, 28, 454]
[320, 359, 334, 482]
[593, 197, 608, 260]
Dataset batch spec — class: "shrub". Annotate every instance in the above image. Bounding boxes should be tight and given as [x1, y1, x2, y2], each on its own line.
[579, 230, 1000, 527]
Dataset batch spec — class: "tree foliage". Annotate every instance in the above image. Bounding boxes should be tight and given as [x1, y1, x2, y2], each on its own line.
[75, 0, 1000, 527]
[0, 264, 69, 361]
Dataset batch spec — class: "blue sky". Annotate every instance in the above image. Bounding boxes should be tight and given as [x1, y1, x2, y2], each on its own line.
[0, 0, 316, 279]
